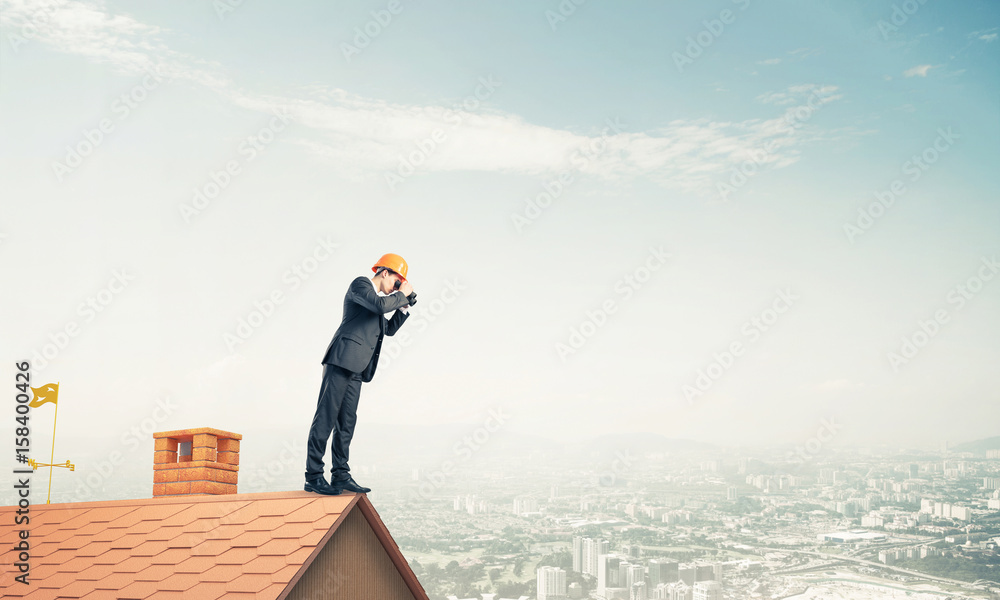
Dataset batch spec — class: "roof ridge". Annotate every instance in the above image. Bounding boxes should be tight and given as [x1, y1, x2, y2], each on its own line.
[0, 489, 355, 512]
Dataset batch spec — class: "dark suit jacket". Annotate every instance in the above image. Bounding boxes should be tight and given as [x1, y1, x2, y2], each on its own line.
[322, 276, 411, 382]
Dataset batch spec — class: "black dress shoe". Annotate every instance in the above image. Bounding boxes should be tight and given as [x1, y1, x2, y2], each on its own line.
[331, 476, 370, 493]
[304, 477, 343, 495]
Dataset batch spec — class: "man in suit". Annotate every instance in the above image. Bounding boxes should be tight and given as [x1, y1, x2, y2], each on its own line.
[304, 253, 417, 495]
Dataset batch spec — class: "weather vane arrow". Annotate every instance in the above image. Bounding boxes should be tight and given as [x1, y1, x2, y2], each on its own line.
[29, 382, 73, 504]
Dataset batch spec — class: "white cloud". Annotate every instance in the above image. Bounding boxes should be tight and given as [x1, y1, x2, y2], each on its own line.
[968, 27, 998, 42]
[756, 84, 842, 106]
[788, 47, 821, 59]
[0, 0, 849, 198]
[757, 58, 782, 65]
[903, 64, 934, 77]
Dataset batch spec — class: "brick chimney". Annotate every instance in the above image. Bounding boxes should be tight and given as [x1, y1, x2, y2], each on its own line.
[153, 427, 241, 497]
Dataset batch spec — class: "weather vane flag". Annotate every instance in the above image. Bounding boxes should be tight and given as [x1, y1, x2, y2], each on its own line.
[26, 382, 74, 504]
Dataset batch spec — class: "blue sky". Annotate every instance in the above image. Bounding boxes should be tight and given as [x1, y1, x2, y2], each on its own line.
[0, 0, 998, 488]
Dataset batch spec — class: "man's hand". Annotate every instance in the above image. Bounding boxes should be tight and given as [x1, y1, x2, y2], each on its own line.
[399, 280, 413, 296]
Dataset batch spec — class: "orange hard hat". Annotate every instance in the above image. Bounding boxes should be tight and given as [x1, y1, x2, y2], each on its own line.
[372, 253, 408, 280]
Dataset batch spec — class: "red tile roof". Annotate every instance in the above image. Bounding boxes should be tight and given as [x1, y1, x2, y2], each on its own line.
[1, 490, 419, 599]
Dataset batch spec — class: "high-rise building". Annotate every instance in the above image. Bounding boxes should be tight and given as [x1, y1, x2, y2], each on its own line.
[951, 505, 971, 521]
[624, 563, 644, 589]
[537, 566, 567, 600]
[513, 496, 539, 515]
[648, 558, 679, 586]
[909, 463, 919, 479]
[693, 564, 715, 582]
[630, 581, 648, 600]
[819, 468, 835, 484]
[656, 581, 691, 600]
[572, 536, 583, 573]
[583, 538, 609, 576]
[678, 565, 695, 585]
[597, 554, 623, 596]
[692, 580, 721, 600]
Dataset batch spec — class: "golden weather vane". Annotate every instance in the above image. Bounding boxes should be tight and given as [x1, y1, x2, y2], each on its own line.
[28, 383, 73, 504]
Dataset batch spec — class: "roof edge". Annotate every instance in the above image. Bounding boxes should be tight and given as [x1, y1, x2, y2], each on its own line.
[355, 494, 431, 600]
[274, 492, 362, 600]
[0, 489, 340, 512]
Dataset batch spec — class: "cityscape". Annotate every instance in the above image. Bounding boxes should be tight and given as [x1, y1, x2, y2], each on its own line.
[368, 433, 1000, 600]
[3, 424, 999, 599]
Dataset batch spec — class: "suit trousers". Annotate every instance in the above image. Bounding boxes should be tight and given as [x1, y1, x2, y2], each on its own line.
[305, 363, 362, 482]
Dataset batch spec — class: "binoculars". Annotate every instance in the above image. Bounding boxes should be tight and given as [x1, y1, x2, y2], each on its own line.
[394, 279, 417, 305]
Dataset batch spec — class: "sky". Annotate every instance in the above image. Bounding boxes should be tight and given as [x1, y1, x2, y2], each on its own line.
[1, 0, 998, 488]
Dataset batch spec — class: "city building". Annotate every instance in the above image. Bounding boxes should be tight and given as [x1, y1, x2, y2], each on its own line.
[583, 538, 610, 577]
[653, 581, 692, 600]
[678, 565, 695, 585]
[597, 553, 623, 595]
[818, 530, 887, 543]
[572, 536, 583, 573]
[692, 580, 722, 600]
[630, 580, 648, 600]
[537, 566, 567, 600]
[648, 558, 679, 586]
[693, 563, 715, 582]
[512, 495, 539, 516]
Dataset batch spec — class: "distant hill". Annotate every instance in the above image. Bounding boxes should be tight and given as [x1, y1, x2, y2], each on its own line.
[952, 436, 1000, 454]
